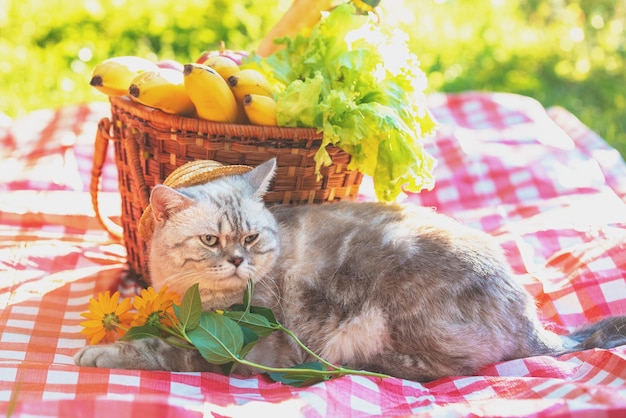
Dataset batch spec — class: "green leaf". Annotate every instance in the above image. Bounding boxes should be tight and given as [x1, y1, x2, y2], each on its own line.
[230, 304, 279, 326]
[276, 73, 324, 127]
[218, 327, 259, 376]
[239, 326, 260, 359]
[177, 283, 202, 332]
[187, 312, 244, 365]
[267, 362, 330, 387]
[223, 310, 276, 337]
[119, 325, 161, 341]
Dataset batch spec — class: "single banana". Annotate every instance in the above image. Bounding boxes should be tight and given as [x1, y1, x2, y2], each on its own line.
[353, 0, 381, 13]
[90, 56, 158, 97]
[128, 68, 196, 117]
[200, 55, 240, 80]
[183, 63, 238, 123]
[227, 69, 274, 103]
[242, 94, 278, 126]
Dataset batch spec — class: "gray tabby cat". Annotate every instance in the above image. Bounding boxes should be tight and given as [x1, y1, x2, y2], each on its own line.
[75, 158, 626, 381]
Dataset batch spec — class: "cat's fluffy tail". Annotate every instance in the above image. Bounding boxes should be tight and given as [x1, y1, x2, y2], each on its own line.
[560, 316, 626, 353]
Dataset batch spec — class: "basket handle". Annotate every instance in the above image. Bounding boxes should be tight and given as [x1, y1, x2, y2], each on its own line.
[90, 118, 124, 239]
[123, 126, 152, 211]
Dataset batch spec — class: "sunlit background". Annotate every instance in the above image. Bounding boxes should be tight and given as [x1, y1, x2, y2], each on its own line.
[1, 0, 624, 156]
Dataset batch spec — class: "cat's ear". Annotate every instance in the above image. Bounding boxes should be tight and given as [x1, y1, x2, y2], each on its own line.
[150, 185, 194, 226]
[244, 158, 276, 198]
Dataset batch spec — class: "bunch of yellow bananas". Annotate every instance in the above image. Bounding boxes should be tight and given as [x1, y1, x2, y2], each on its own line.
[89, 54, 278, 126]
[89, 56, 158, 97]
[128, 68, 195, 117]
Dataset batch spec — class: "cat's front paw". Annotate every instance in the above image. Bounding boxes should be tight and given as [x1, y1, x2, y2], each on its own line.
[74, 338, 210, 371]
[74, 343, 132, 369]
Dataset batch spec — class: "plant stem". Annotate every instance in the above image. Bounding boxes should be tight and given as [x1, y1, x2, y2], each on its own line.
[276, 324, 338, 370]
[163, 338, 198, 351]
[272, 322, 389, 381]
[162, 312, 194, 343]
[235, 358, 388, 380]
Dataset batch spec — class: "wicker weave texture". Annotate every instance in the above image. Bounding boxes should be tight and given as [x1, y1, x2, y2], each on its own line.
[97, 96, 363, 283]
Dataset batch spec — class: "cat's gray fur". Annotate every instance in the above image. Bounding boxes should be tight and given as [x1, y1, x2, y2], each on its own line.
[75, 158, 626, 381]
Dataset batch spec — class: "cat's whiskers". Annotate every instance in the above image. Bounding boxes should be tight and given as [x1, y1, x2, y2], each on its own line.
[159, 268, 205, 291]
[254, 275, 283, 312]
[235, 262, 256, 281]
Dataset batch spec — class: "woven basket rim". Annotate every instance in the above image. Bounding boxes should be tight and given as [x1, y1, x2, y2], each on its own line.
[110, 96, 324, 141]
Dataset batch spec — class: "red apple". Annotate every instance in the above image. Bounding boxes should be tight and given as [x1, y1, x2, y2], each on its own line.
[157, 59, 184, 72]
[196, 41, 248, 66]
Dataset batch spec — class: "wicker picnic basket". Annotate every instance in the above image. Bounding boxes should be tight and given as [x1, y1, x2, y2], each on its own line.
[89, 1, 368, 284]
[90, 95, 363, 284]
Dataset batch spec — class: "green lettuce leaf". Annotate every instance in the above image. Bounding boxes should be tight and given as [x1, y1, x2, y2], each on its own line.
[276, 72, 324, 128]
[245, 3, 438, 201]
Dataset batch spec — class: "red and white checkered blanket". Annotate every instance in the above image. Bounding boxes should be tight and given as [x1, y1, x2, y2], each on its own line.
[1, 92, 625, 417]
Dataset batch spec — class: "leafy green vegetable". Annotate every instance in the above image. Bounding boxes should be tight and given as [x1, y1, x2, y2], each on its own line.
[246, 3, 438, 201]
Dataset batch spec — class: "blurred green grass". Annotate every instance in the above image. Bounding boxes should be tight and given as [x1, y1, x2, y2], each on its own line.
[1, 0, 624, 157]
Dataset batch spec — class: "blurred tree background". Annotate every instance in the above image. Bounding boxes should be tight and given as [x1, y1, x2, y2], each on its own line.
[1, 0, 624, 156]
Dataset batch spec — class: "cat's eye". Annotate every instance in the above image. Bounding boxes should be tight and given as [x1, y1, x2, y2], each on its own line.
[200, 234, 219, 247]
[244, 234, 259, 245]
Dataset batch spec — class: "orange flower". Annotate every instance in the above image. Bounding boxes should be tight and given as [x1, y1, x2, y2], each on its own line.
[131, 286, 181, 328]
[80, 290, 134, 345]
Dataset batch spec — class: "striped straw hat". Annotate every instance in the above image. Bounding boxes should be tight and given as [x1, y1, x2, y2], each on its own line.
[138, 160, 252, 242]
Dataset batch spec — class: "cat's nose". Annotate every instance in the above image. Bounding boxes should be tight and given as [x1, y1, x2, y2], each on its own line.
[229, 256, 243, 267]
